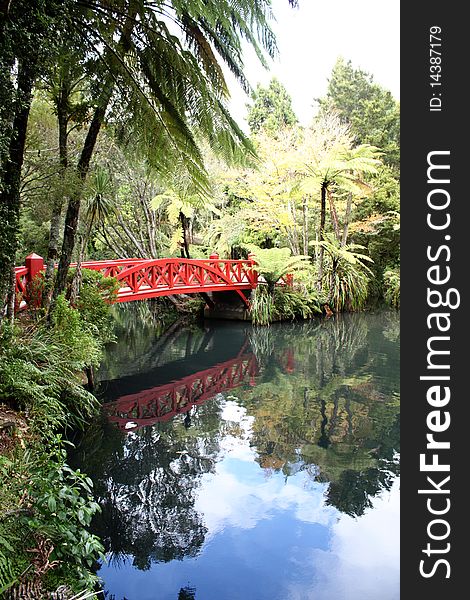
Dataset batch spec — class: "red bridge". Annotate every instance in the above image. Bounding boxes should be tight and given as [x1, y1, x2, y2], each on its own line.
[104, 353, 259, 431]
[14, 252, 286, 310]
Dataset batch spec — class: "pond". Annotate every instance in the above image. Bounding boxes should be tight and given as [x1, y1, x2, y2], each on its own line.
[72, 308, 400, 600]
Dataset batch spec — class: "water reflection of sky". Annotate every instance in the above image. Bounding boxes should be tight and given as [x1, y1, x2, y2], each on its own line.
[98, 401, 399, 600]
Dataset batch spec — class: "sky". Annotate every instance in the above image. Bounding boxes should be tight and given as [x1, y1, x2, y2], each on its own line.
[227, 0, 400, 129]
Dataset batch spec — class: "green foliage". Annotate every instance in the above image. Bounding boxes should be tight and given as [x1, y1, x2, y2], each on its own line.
[318, 58, 400, 169]
[383, 268, 400, 309]
[0, 310, 107, 593]
[0, 0, 70, 312]
[0, 438, 104, 594]
[327, 261, 370, 312]
[50, 295, 102, 371]
[351, 181, 400, 298]
[78, 0, 278, 192]
[17, 214, 50, 263]
[250, 282, 321, 326]
[245, 245, 311, 290]
[250, 285, 276, 325]
[247, 77, 298, 135]
[84, 167, 118, 230]
[0, 524, 19, 594]
[299, 136, 382, 198]
[274, 286, 321, 321]
[151, 186, 221, 254]
[0, 321, 99, 435]
[0, 270, 116, 592]
[312, 233, 374, 311]
[75, 270, 118, 345]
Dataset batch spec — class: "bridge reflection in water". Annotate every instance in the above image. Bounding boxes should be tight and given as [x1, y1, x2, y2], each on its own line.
[99, 322, 296, 431]
[104, 352, 259, 431]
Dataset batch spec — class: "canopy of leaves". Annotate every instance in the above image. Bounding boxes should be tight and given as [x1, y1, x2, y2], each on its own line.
[317, 58, 400, 169]
[247, 77, 298, 135]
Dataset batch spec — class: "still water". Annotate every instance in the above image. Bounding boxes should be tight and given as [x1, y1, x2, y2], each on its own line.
[73, 308, 400, 600]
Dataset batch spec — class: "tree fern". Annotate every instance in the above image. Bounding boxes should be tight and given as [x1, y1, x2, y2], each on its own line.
[72, 0, 277, 183]
[311, 233, 374, 311]
[243, 244, 311, 290]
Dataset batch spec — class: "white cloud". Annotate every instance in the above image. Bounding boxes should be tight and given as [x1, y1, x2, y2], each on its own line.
[227, 0, 400, 128]
[284, 479, 400, 600]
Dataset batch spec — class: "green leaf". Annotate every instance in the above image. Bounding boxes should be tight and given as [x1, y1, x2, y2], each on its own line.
[47, 496, 57, 513]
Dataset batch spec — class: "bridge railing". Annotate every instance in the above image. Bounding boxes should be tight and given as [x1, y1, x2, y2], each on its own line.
[14, 253, 293, 311]
[14, 253, 275, 309]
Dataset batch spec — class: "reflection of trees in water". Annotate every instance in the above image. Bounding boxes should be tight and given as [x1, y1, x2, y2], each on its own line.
[246, 312, 400, 516]
[178, 586, 197, 600]
[100, 303, 210, 381]
[76, 402, 226, 569]
[383, 309, 400, 342]
[325, 409, 400, 516]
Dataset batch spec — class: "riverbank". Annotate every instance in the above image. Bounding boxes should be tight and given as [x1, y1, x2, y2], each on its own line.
[0, 273, 120, 598]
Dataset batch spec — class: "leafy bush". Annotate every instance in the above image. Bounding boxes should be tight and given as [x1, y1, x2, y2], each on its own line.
[312, 233, 374, 312]
[243, 244, 311, 291]
[251, 285, 321, 325]
[250, 285, 277, 325]
[51, 295, 103, 371]
[0, 315, 105, 595]
[275, 286, 321, 321]
[0, 308, 100, 435]
[0, 438, 104, 595]
[327, 259, 371, 312]
[73, 269, 118, 345]
[383, 267, 400, 308]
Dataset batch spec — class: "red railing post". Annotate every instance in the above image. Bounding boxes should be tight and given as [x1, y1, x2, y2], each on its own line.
[25, 253, 44, 284]
[209, 252, 220, 284]
[209, 253, 219, 273]
[24, 253, 44, 307]
[247, 253, 258, 287]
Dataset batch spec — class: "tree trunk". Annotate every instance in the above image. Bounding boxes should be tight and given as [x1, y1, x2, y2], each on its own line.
[68, 233, 87, 304]
[327, 257, 338, 306]
[0, 55, 37, 319]
[43, 78, 69, 308]
[180, 211, 191, 259]
[302, 195, 309, 255]
[341, 192, 353, 247]
[327, 189, 340, 241]
[53, 97, 110, 301]
[317, 182, 327, 291]
[115, 212, 147, 256]
[52, 5, 137, 303]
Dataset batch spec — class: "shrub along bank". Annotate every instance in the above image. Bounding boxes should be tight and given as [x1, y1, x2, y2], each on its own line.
[0, 273, 117, 598]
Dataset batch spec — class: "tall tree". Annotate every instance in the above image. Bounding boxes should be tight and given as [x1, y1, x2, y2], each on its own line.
[296, 113, 381, 290]
[317, 58, 400, 170]
[0, 0, 67, 319]
[41, 49, 90, 304]
[51, 0, 279, 302]
[247, 77, 298, 135]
